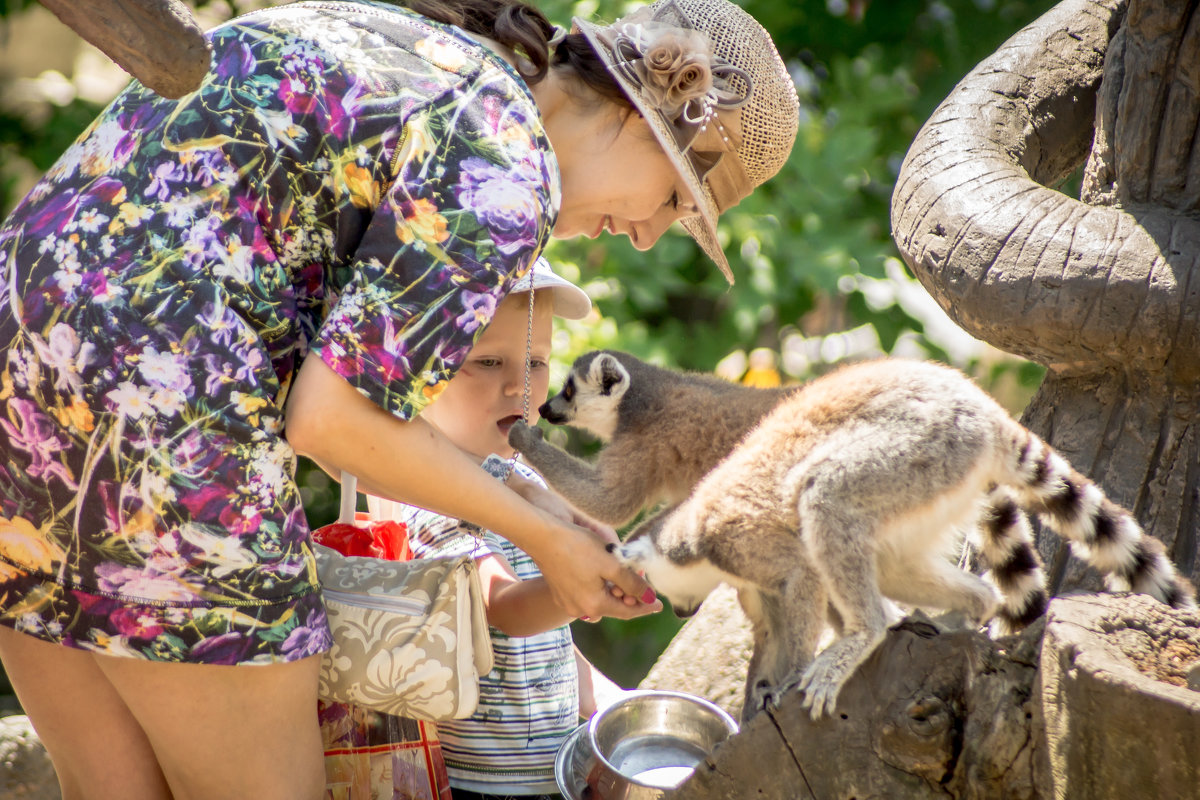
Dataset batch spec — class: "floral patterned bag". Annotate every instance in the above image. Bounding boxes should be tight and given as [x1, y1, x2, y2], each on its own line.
[314, 473, 493, 721]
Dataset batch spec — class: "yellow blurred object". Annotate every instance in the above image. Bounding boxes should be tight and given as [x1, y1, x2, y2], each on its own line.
[741, 348, 782, 387]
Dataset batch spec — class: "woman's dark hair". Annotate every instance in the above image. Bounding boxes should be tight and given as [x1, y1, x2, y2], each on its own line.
[401, 0, 630, 105]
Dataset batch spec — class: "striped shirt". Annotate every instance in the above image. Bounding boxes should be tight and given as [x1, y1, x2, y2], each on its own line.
[398, 457, 578, 794]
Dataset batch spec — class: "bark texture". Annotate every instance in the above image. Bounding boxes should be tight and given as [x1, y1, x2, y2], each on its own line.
[643, 596, 1200, 800]
[890, 0, 1200, 594]
[36, 0, 210, 98]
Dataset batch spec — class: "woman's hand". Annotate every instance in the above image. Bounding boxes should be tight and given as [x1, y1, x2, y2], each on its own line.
[524, 516, 661, 621]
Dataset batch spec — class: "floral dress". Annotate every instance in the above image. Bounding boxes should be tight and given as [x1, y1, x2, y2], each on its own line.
[0, 0, 560, 664]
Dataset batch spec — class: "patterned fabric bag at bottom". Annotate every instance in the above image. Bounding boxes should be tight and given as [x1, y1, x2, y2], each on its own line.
[314, 477, 458, 800]
[318, 698, 452, 800]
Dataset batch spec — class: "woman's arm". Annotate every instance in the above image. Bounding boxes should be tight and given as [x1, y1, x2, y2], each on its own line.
[286, 353, 659, 621]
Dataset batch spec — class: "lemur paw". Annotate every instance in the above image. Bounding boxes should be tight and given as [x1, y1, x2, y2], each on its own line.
[507, 420, 543, 451]
[795, 631, 881, 720]
[796, 657, 848, 720]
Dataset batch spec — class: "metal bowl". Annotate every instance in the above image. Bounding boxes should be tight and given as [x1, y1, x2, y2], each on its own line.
[555, 690, 739, 800]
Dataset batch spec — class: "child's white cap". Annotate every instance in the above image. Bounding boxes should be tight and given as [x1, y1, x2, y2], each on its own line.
[509, 257, 592, 320]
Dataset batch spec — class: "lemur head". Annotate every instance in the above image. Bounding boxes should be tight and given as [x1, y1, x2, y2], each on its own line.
[609, 509, 725, 619]
[538, 351, 629, 442]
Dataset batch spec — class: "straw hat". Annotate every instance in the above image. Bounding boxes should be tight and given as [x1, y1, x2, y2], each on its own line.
[509, 257, 592, 319]
[574, 0, 799, 282]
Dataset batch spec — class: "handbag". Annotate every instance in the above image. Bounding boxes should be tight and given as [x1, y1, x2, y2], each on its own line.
[314, 472, 493, 721]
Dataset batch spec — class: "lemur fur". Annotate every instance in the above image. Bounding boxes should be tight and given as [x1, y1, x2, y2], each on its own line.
[609, 358, 1195, 722]
[507, 350, 794, 525]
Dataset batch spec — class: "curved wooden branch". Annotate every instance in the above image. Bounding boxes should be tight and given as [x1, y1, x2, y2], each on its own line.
[890, 0, 1200, 381]
[37, 0, 210, 99]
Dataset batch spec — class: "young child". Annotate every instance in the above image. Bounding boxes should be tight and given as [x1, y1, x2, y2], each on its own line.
[397, 258, 626, 799]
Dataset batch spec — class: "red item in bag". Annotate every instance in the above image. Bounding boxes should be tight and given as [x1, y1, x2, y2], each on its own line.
[313, 512, 412, 561]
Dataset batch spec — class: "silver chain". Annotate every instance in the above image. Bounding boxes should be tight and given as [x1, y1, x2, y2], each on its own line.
[500, 281, 536, 482]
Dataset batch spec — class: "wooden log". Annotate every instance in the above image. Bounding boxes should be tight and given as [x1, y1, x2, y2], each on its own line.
[36, 0, 210, 98]
[665, 615, 1047, 800]
[644, 594, 1200, 799]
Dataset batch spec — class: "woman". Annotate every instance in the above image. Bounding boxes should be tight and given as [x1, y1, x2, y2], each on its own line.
[0, 0, 799, 797]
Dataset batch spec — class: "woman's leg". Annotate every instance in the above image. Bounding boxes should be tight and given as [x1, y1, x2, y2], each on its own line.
[0, 626, 325, 800]
[0, 626, 171, 800]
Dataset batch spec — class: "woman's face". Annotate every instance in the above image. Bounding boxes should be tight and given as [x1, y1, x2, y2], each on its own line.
[552, 111, 700, 249]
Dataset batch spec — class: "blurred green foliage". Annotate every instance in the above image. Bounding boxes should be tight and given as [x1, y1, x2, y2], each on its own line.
[0, 0, 1060, 689]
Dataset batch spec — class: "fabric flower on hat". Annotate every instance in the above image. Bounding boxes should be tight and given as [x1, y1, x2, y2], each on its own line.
[619, 25, 713, 120]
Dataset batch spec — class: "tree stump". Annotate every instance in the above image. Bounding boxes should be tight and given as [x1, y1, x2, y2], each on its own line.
[889, 0, 1200, 593]
[1039, 594, 1200, 800]
[641, 595, 1200, 799]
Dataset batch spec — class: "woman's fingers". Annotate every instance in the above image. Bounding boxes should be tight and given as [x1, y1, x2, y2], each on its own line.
[537, 524, 660, 620]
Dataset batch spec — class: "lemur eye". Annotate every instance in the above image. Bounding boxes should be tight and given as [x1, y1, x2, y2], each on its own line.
[563, 380, 574, 400]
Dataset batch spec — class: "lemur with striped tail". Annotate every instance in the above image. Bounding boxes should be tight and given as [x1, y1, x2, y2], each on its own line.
[519, 354, 1194, 723]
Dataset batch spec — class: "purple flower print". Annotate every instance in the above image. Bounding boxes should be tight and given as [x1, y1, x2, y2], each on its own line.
[358, 314, 414, 386]
[80, 177, 126, 207]
[454, 157, 542, 255]
[278, 55, 325, 115]
[33, 323, 96, 394]
[24, 188, 81, 237]
[281, 606, 329, 660]
[191, 631, 255, 665]
[94, 561, 201, 605]
[146, 162, 184, 201]
[186, 150, 233, 189]
[0, 398, 76, 489]
[322, 75, 367, 139]
[454, 289, 496, 334]
[228, 340, 267, 385]
[215, 39, 256, 83]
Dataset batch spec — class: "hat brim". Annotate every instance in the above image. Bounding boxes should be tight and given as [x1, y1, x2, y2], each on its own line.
[542, 282, 592, 320]
[509, 271, 592, 320]
[573, 16, 734, 284]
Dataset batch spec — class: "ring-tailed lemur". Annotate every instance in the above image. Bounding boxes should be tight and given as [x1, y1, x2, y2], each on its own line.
[593, 357, 1195, 721]
[507, 350, 794, 525]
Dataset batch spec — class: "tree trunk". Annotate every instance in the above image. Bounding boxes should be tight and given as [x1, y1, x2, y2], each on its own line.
[889, 0, 1200, 592]
[1022, 373, 1200, 595]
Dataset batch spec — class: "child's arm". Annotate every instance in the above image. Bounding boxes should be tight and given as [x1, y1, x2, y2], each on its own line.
[477, 552, 578, 636]
[575, 646, 627, 719]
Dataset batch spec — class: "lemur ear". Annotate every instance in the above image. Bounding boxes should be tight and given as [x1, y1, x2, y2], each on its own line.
[592, 354, 629, 397]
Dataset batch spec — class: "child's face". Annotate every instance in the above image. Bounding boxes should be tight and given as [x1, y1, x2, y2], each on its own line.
[422, 291, 554, 460]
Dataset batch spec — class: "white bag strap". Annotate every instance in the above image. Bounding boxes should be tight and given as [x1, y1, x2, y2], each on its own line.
[340, 471, 401, 524]
[338, 471, 358, 524]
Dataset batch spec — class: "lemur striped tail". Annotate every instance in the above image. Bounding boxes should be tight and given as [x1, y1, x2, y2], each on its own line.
[979, 424, 1196, 634]
[978, 488, 1047, 634]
